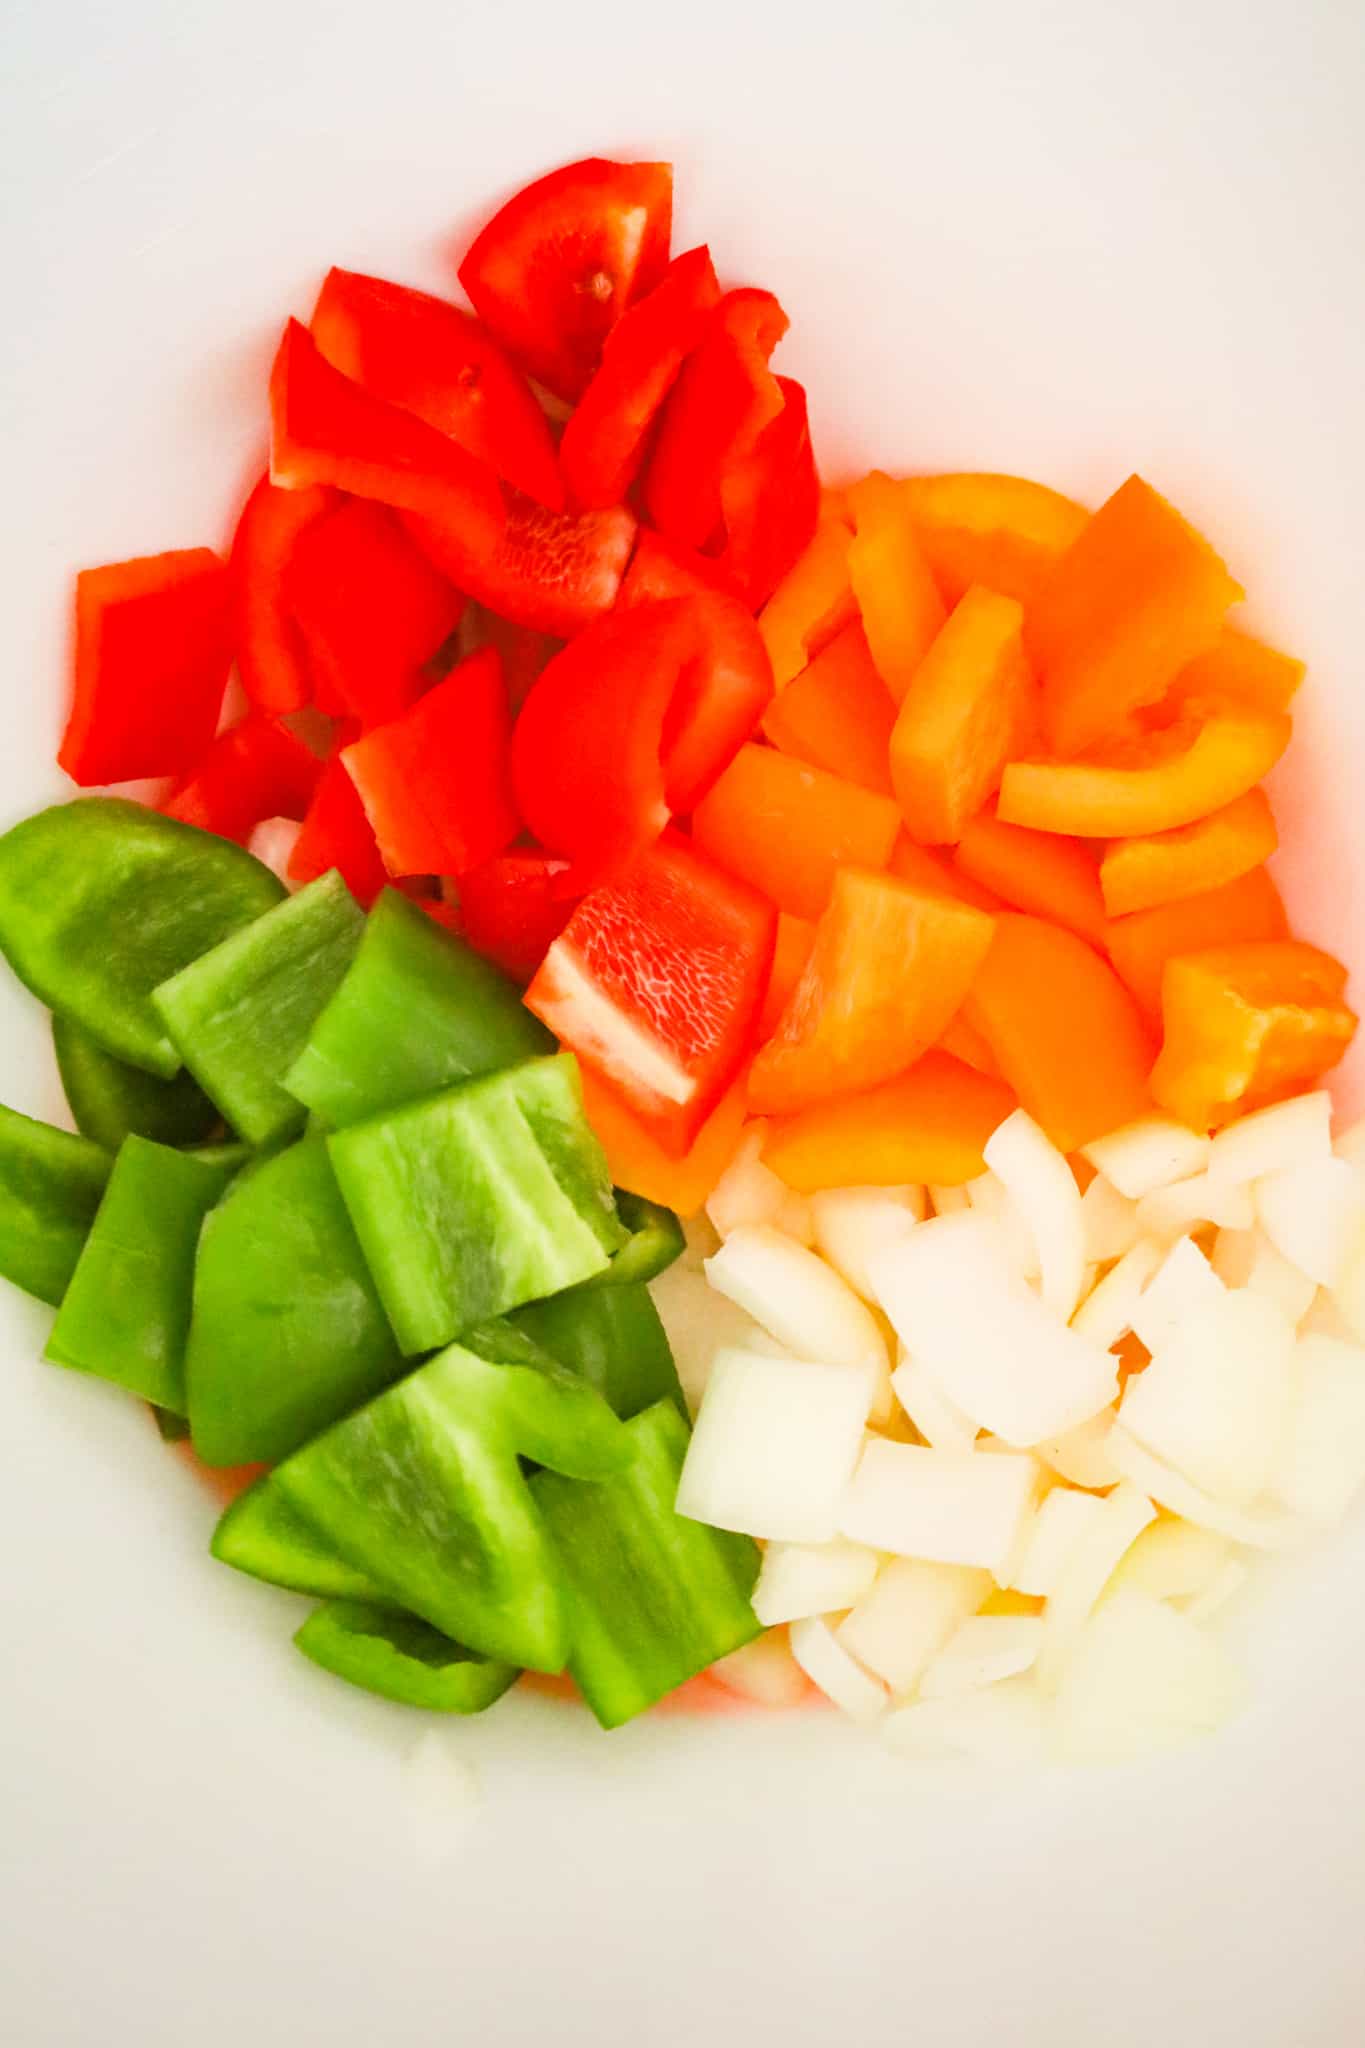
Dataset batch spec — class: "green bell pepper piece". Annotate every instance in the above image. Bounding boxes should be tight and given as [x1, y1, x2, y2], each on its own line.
[283, 889, 552, 1129]
[186, 1133, 404, 1467]
[327, 1053, 626, 1355]
[587, 1191, 685, 1290]
[152, 871, 364, 1149]
[0, 1103, 112, 1306]
[512, 1280, 685, 1420]
[294, 1601, 518, 1714]
[211, 1468, 388, 1601]
[184, 1140, 253, 1173]
[272, 1334, 633, 1671]
[53, 1014, 221, 1152]
[47, 1137, 237, 1411]
[0, 798, 284, 1076]
[534, 1400, 762, 1729]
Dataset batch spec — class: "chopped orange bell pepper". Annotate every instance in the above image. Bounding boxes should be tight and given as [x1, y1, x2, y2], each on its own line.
[763, 1050, 1015, 1193]
[846, 471, 948, 704]
[998, 703, 1291, 838]
[762, 622, 895, 793]
[1027, 475, 1244, 756]
[579, 1068, 747, 1216]
[964, 914, 1155, 1152]
[757, 517, 857, 688]
[901, 472, 1089, 607]
[888, 585, 1036, 844]
[1099, 788, 1278, 918]
[690, 743, 900, 921]
[1106, 865, 1288, 1018]
[748, 868, 996, 1115]
[939, 1010, 1001, 1077]
[1150, 941, 1357, 1130]
[889, 835, 1002, 911]
[953, 810, 1107, 947]
[758, 911, 817, 1038]
[1169, 627, 1305, 715]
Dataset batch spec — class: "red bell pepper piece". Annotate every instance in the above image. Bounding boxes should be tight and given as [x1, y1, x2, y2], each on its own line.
[717, 377, 821, 608]
[462, 606, 561, 714]
[643, 289, 789, 550]
[458, 851, 576, 981]
[405, 492, 636, 638]
[59, 550, 233, 786]
[559, 246, 720, 510]
[164, 713, 323, 844]
[342, 646, 517, 878]
[288, 754, 389, 907]
[282, 497, 464, 729]
[310, 267, 563, 510]
[229, 473, 337, 715]
[525, 829, 776, 1152]
[269, 319, 504, 548]
[458, 158, 673, 403]
[619, 533, 774, 811]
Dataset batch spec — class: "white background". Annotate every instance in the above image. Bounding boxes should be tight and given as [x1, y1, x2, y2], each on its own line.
[3, 2, 1364, 2042]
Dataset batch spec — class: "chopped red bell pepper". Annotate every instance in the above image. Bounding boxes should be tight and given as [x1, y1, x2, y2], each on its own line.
[310, 267, 563, 509]
[282, 497, 464, 729]
[405, 492, 636, 637]
[524, 829, 776, 1153]
[458, 158, 673, 403]
[643, 289, 789, 550]
[717, 376, 820, 607]
[462, 605, 562, 714]
[164, 713, 323, 844]
[269, 319, 505, 548]
[229, 473, 337, 715]
[458, 851, 576, 981]
[559, 246, 720, 510]
[60, 549, 233, 786]
[288, 753, 389, 906]
[342, 646, 518, 877]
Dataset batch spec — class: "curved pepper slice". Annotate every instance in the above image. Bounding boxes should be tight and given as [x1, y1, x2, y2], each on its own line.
[288, 754, 389, 908]
[406, 492, 636, 638]
[762, 621, 894, 795]
[888, 585, 1036, 844]
[164, 711, 322, 846]
[953, 810, 1108, 947]
[457, 851, 575, 982]
[1099, 787, 1278, 918]
[229, 473, 336, 714]
[644, 288, 789, 549]
[1168, 627, 1305, 716]
[0, 1103, 112, 1306]
[1151, 940, 1357, 1129]
[294, 1599, 519, 1714]
[691, 743, 901, 922]
[847, 470, 948, 704]
[901, 472, 1089, 607]
[53, 1014, 219, 1152]
[763, 1050, 1016, 1194]
[758, 514, 857, 689]
[310, 266, 563, 508]
[1106, 866, 1289, 1019]
[717, 375, 821, 608]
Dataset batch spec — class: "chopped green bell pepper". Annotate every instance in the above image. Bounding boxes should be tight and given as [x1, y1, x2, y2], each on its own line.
[512, 1280, 685, 1420]
[0, 1103, 112, 1306]
[153, 871, 363, 1148]
[534, 1400, 761, 1729]
[587, 1191, 685, 1290]
[284, 889, 552, 1129]
[211, 1468, 387, 1601]
[327, 1053, 626, 1355]
[47, 1137, 237, 1411]
[53, 1014, 221, 1152]
[294, 1601, 518, 1714]
[0, 798, 284, 1075]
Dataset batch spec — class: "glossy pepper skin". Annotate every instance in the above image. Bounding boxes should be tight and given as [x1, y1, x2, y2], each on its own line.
[293, 1600, 519, 1713]
[52, 1014, 220, 1152]
[0, 1103, 112, 1307]
[230, 474, 336, 715]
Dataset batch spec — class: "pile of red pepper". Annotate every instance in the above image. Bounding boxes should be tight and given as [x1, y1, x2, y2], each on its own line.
[61, 157, 816, 1167]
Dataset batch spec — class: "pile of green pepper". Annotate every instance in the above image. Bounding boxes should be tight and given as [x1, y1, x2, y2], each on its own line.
[0, 799, 760, 1726]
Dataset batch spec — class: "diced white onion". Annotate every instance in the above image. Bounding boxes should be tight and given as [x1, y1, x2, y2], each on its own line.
[676, 1347, 874, 1542]
[1207, 1091, 1333, 1188]
[1255, 1158, 1365, 1290]
[839, 1439, 1041, 1573]
[1079, 1173, 1141, 1266]
[1129, 1236, 1225, 1354]
[789, 1615, 888, 1724]
[705, 1225, 890, 1378]
[1331, 1223, 1365, 1345]
[1210, 1226, 1318, 1325]
[1070, 1238, 1163, 1351]
[836, 1558, 990, 1693]
[709, 1630, 809, 1708]
[1135, 1171, 1254, 1241]
[965, 1172, 1041, 1282]
[1037, 1480, 1156, 1689]
[648, 1257, 769, 1415]
[1334, 1115, 1365, 1176]
[1005, 1487, 1107, 1597]
[983, 1109, 1085, 1318]
[809, 1184, 923, 1300]
[1272, 1333, 1365, 1524]
[883, 1676, 1049, 1764]
[1183, 1560, 1249, 1625]
[929, 1183, 972, 1216]
[706, 1126, 815, 1246]
[1035, 1410, 1123, 1490]
[246, 816, 302, 885]
[890, 1349, 980, 1453]
[1081, 1117, 1211, 1201]
[751, 1539, 882, 1627]
[1105, 1423, 1301, 1549]
[1052, 1591, 1245, 1762]
[918, 1614, 1044, 1699]
[1104, 1517, 1233, 1606]
[1120, 1291, 1295, 1507]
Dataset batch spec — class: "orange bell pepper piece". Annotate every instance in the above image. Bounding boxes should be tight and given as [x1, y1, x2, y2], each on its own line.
[953, 810, 1107, 947]
[1099, 787, 1278, 918]
[888, 586, 1036, 844]
[762, 622, 895, 794]
[758, 911, 817, 1037]
[1151, 941, 1357, 1130]
[580, 1068, 747, 1216]
[846, 471, 948, 704]
[763, 1050, 1015, 1193]
[1169, 627, 1304, 715]
[889, 835, 1002, 912]
[1027, 475, 1244, 756]
[964, 914, 1155, 1151]
[748, 868, 996, 1115]
[939, 1009, 1001, 1077]
[690, 743, 900, 921]
[1106, 865, 1288, 1019]
[901, 472, 1089, 607]
[757, 517, 857, 688]
[998, 703, 1290, 838]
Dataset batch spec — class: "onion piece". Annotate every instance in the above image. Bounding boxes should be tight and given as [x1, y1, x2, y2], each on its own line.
[1052, 1590, 1245, 1761]
[966, 1171, 1041, 1282]
[984, 1109, 1085, 1318]
[649, 1257, 769, 1415]
[809, 1184, 923, 1301]
[1106, 1422, 1302, 1549]
[709, 1630, 810, 1708]
[1036, 1410, 1124, 1489]
[1334, 1115, 1365, 1176]
[890, 1349, 980, 1453]
[1207, 1091, 1333, 1188]
[883, 1676, 1049, 1764]
[1331, 1221, 1365, 1345]
[789, 1615, 888, 1724]
[1255, 1158, 1365, 1289]
[839, 1439, 1041, 1573]
[1121, 1290, 1295, 1507]
[1272, 1332, 1365, 1524]
[1129, 1236, 1225, 1354]
[1103, 1517, 1234, 1606]
[1183, 1560, 1249, 1625]
[1210, 1226, 1318, 1325]
[751, 1538, 882, 1627]
[676, 1346, 874, 1542]
[1037, 1480, 1156, 1690]
[1079, 1173, 1141, 1266]
[1005, 1487, 1107, 1596]
[836, 1558, 991, 1693]
[1070, 1238, 1164, 1351]
[705, 1224, 890, 1377]
[706, 1126, 815, 1245]
[918, 1614, 1044, 1698]
[1081, 1117, 1210, 1201]
[1135, 1171, 1254, 1241]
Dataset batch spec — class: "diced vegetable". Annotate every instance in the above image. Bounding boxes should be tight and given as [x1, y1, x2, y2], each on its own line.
[211, 1468, 387, 1601]
[888, 586, 1035, 844]
[644, 288, 788, 549]
[808, 1184, 924, 1301]
[707, 1126, 815, 1245]
[954, 812, 1107, 947]
[52, 1014, 220, 1152]
[578, 1068, 747, 1216]
[839, 1440, 1040, 1573]
[750, 1540, 881, 1628]
[1171, 626, 1305, 714]
[982, 1109, 1084, 1319]
[288, 756, 389, 910]
[836, 1560, 990, 1694]
[164, 711, 323, 844]
[1151, 941, 1357, 1128]
[716, 374, 820, 608]
[511, 1278, 685, 1420]
[1207, 1090, 1333, 1187]
[846, 471, 948, 703]
[0, 1104, 113, 1307]
[789, 1615, 888, 1724]
[882, 1676, 1048, 1764]
[1099, 789, 1278, 918]
[1255, 1157, 1363, 1288]
[918, 1615, 1043, 1698]
[587, 1191, 685, 1290]
[407, 493, 637, 639]
[709, 1630, 809, 1709]
[1210, 1226, 1317, 1324]
[758, 516, 856, 689]
[1106, 866, 1289, 1019]
[295, 1600, 519, 1714]
[457, 851, 575, 983]
[1273, 1334, 1365, 1523]
[763, 1051, 1015, 1194]
[1052, 1590, 1244, 1761]
[1071, 1238, 1163, 1350]
[229, 473, 336, 715]
[1104, 1518, 1235, 1607]
[1134, 1169, 1252, 1240]
[1037, 1480, 1156, 1688]
[692, 743, 901, 923]
[1078, 1172, 1141, 1265]
[1119, 1292, 1296, 1506]
[1129, 1236, 1225, 1353]
[1080, 1115, 1210, 1199]
[891, 1351, 980, 1452]
[246, 816, 303, 884]
[704, 1224, 890, 1378]
[1006, 1489, 1105, 1598]
[900, 472, 1088, 607]
[1036, 1411, 1124, 1491]
[762, 623, 895, 795]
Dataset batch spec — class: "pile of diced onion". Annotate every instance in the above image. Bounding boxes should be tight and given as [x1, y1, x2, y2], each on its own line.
[654, 1091, 1365, 1761]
